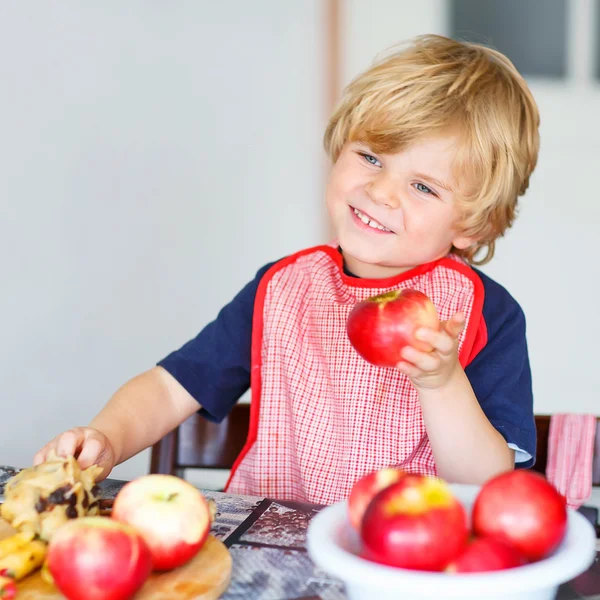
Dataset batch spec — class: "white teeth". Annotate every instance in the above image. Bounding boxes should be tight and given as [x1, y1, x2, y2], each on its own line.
[353, 208, 391, 232]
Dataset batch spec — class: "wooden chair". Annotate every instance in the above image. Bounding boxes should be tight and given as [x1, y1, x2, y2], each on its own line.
[150, 404, 251, 477]
[531, 415, 553, 476]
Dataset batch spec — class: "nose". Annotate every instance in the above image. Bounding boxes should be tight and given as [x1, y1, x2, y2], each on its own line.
[365, 172, 402, 210]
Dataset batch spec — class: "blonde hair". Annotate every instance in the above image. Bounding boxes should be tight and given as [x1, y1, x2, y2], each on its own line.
[324, 34, 540, 265]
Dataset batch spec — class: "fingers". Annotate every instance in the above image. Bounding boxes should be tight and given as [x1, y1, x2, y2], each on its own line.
[33, 429, 86, 466]
[34, 429, 114, 480]
[78, 431, 114, 480]
[76, 435, 105, 470]
[416, 329, 454, 355]
[32, 449, 47, 466]
[396, 360, 425, 380]
[415, 328, 455, 356]
[397, 313, 465, 386]
[415, 313, 465, 356]
[443, 312, 466, 338]
[400, 346, 441, 372]
[398, 312, 465, 378]
[56, 430, 85, 459]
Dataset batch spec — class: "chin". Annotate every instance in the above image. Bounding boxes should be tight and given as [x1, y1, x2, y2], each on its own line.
[341, 247, 408, 279]
[337, 229, 388, 256]
[340, 235, 448, 278]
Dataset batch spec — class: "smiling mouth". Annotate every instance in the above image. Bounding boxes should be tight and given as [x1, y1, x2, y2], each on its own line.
[351, 206, 394, 233]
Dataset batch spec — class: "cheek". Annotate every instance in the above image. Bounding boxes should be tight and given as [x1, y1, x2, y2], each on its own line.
[409, 206, 456, 239]
[325, 172, 347, 209]
[324, 180, 337, 213]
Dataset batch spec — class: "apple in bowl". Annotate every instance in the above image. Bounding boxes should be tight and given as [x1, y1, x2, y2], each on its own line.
[472, 470, 568, 562]
[360, 474, 469, 571]
[307, 476, 597, 600]
[348, 467, 406, 531]
[112, 474, 213, 571]
[346, 288, 439, 368]
[446, 536, 526, 573]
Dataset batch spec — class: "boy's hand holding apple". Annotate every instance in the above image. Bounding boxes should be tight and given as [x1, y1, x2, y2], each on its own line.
[346, 288, 466, 391]
[395, 312, 465, 391]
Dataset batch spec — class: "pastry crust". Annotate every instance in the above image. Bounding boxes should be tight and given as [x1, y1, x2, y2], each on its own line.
[0, 454, 102, 541]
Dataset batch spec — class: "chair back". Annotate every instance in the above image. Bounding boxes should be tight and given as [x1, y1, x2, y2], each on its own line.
[150, 403, 250, 476]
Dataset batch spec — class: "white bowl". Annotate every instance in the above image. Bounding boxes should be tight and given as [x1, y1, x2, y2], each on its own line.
[307, 483, 596, 600]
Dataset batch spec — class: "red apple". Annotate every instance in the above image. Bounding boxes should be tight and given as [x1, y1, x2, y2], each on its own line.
[446, 536, 526, 573]
[0, 575, 17, 600]
[346, 288, 439, 367]
[360, 474, 469, 571]
[47, 516, 152, 600]
[348, 467, 406, 531]
[112, 474, 212, 571]
[472, 470, 567, 562]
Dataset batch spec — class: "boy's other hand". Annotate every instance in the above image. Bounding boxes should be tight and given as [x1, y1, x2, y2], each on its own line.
[395, 312, 466, 391]
[33, 427, 116, 481]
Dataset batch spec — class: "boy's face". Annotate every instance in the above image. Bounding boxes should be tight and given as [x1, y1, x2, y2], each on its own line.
[325, 133, 474, 279]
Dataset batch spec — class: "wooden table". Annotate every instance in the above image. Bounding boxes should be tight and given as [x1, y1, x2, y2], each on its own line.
[1, 466, 599, 599]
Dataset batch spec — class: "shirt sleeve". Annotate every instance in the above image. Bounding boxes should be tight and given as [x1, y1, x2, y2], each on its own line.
[465, 270, 537, 468]
[157, 262, 276, 423]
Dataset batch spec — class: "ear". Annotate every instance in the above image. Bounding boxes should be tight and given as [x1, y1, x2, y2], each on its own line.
[451, 233, 477, 250]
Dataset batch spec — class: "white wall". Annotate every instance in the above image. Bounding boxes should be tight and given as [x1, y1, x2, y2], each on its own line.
[0, 1, 325, 480]
[480, 87, 600, 415]
[343, 0, 600, 416]
[342, 0, 448, 82]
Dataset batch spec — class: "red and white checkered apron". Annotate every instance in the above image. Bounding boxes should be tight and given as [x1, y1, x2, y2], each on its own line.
[225, 245, 485, 504]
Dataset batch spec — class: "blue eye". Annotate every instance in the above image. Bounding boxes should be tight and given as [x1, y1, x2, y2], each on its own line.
[360, 153, 381, 167]
[414, 182, 433, 194]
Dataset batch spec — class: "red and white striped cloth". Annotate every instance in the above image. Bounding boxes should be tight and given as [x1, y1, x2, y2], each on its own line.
[546, 414, 597, 509]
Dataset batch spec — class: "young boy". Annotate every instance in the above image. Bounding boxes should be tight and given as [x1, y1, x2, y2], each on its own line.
[34, 35, 539, 505]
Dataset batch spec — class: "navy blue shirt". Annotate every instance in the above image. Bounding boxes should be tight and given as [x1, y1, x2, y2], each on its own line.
[158, 258, 536, 468]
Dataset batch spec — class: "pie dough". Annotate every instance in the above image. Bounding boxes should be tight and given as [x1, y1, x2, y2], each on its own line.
[0, 454, 102, 541]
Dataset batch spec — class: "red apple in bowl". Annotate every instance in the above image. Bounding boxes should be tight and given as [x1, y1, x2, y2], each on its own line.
[348, 467, 406, 531]
[47, 516, 152, 600]
[446, 536, 526, 573]
[346, 289, 439, 367]
[472, 470, 567, 562]
[360, 474, 469, 571]
[112, 474, 213, 571]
